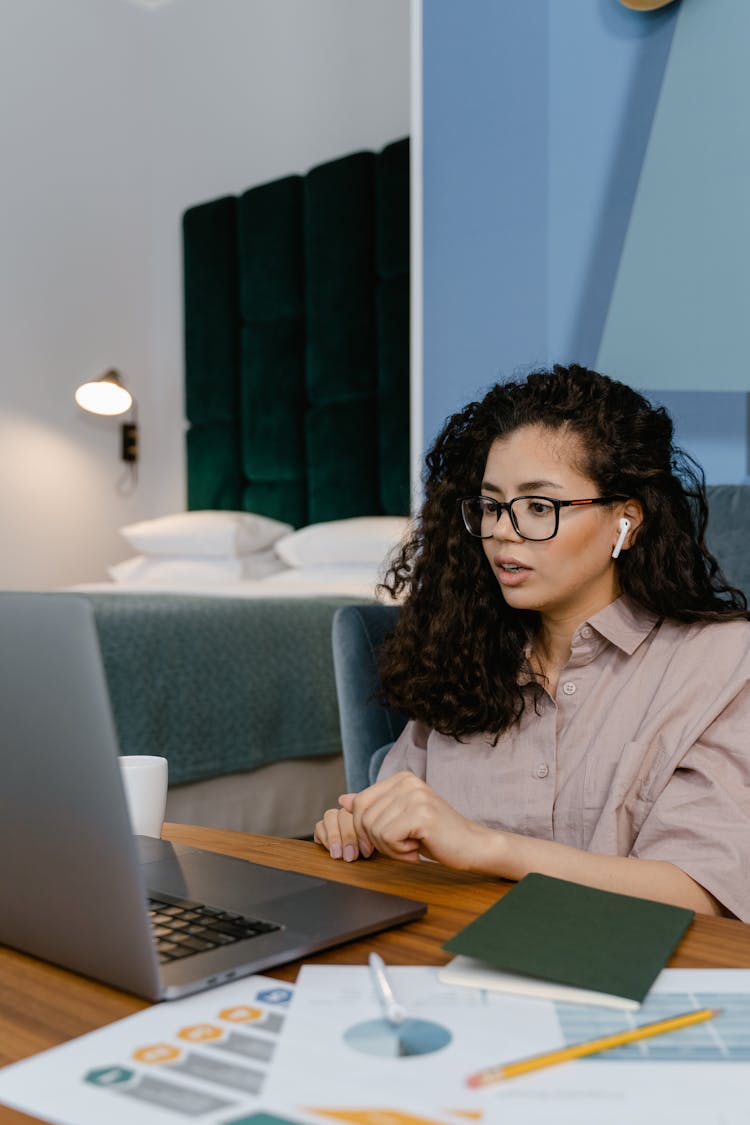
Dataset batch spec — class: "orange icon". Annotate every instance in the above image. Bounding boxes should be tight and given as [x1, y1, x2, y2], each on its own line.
[219, 1005, 263, 1023]
[177, 1024, 223, 1042]
[132, 1043, 181, 1064]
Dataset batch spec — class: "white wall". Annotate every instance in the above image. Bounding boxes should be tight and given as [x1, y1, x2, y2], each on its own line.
[0, 0, 410, 589]
[0, 0, 151, 588]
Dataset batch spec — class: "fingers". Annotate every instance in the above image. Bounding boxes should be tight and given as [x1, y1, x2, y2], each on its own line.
[329, 773, 494, 872]
[315, 772, 436, 866]
[348, 772, 431, 860]
[347, 772, 475, 867]
[313, 807, 372, 862]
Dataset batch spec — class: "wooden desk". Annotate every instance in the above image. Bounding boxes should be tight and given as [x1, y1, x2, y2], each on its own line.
[2, 823, 750, 1124]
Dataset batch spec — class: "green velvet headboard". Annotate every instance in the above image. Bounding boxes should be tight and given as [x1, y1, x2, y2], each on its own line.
[183, 138, 410, 526]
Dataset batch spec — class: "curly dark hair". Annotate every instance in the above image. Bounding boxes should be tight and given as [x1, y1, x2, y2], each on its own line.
[378, 364, 748, 739]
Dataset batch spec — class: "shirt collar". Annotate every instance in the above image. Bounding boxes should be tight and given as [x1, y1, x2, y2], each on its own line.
[585, 595, 660, 656]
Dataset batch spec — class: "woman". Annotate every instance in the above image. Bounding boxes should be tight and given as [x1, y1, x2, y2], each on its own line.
[314, 365, 750, 919]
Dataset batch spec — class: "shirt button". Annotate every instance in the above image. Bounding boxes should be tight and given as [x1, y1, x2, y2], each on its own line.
[580, 626, 592, 639]
[535, 764, 549, 779]
[562, 681, 577, 696]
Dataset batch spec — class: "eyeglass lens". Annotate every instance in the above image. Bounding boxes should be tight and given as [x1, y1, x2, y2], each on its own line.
[462, 496, 558, 540]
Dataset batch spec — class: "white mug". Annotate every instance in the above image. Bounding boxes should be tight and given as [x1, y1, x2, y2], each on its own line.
[118, 755, 168, 838]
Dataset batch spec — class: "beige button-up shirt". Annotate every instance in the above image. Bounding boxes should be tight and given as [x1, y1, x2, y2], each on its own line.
[378, 597, 750, 920]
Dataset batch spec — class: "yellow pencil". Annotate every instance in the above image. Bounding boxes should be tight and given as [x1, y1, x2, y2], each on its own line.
[466, 1006, 721, 1087]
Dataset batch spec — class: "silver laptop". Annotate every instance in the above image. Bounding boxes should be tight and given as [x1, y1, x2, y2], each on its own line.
[0, 592, 425, 1000]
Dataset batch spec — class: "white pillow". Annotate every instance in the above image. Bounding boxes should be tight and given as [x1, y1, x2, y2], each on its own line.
[119, 510, 293, 558]
[274, 516, 409, 568]
[108, 549, 286, 585]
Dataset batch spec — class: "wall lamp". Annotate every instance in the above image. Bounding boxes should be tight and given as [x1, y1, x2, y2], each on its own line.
[74, 368, 138, 490]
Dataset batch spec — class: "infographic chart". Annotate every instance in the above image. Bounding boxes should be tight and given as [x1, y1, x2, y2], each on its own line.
[0, 976, 294, 1125]
[3, 968, 750, 1125]
[556, 992, 750, 1062]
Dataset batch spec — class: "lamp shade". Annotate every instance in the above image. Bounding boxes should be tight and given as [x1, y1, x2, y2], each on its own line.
[75, 369, 133, 416]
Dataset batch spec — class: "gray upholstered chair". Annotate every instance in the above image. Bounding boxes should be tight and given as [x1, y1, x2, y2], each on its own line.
[705, 485, 750, 596]
[331, 604, 406, 792]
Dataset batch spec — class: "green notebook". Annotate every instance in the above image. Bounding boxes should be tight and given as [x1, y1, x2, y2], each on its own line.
[440, 873, 694, 1009]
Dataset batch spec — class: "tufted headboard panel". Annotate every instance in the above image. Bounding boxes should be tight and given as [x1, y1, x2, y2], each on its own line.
[183, 138, 410, 526]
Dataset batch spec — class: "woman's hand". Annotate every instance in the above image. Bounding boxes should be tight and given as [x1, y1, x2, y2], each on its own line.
[315, 773, 724, 914]
[314, 771, 505, 873]
[339, 771, 502, 872]
[313, 802, 375, 862]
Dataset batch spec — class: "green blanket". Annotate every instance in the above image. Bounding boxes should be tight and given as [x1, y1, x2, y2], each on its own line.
[77, 593, 361, 786]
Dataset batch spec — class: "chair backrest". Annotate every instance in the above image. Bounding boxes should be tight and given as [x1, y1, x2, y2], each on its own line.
[705, 484, 750, 597]
[332, 604, 406, 792]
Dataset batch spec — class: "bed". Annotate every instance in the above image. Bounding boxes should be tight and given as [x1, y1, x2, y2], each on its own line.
[70, 137, 411, 838]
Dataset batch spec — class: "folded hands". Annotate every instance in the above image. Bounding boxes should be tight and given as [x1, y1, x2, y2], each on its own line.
[313, 770, 501, 873]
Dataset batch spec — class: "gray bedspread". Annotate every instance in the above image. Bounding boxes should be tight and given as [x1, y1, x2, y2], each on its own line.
[74, 593, 362, 786]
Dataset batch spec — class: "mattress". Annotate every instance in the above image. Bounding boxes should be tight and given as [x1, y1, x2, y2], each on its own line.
[64, 587, 384, 789]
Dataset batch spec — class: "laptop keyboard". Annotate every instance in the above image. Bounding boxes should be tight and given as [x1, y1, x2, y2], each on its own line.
[148, 893, 282, 964]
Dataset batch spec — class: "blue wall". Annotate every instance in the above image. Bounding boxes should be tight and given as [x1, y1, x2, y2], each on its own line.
[598, 0, 750, 396]
[422, 1, 548, 443]
[421, 0, 749, 483]
[548, 1, 675, 365]
[652, 391, 749, 482]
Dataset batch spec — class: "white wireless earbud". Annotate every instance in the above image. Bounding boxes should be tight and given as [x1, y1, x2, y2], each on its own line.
[611, 517, 631, 560]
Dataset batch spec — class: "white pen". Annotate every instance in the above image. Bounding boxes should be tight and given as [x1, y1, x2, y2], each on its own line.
[368, 952, 408, 1026]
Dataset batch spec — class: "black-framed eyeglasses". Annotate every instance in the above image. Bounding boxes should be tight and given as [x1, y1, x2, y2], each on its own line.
[459, 494, 628, 542]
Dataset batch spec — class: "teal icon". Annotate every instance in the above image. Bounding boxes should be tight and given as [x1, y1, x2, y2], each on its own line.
[221, 1114, 305, 1125]
[84, 1065, 134, 1086]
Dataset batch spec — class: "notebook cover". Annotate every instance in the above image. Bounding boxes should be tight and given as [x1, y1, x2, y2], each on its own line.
[437, 955, 641, 1009]
[442, 873, 694, 1004]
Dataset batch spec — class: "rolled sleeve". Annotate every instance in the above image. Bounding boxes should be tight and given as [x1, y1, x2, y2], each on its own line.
[631, 684, 750, 920]
[376, 719, 429, 782]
